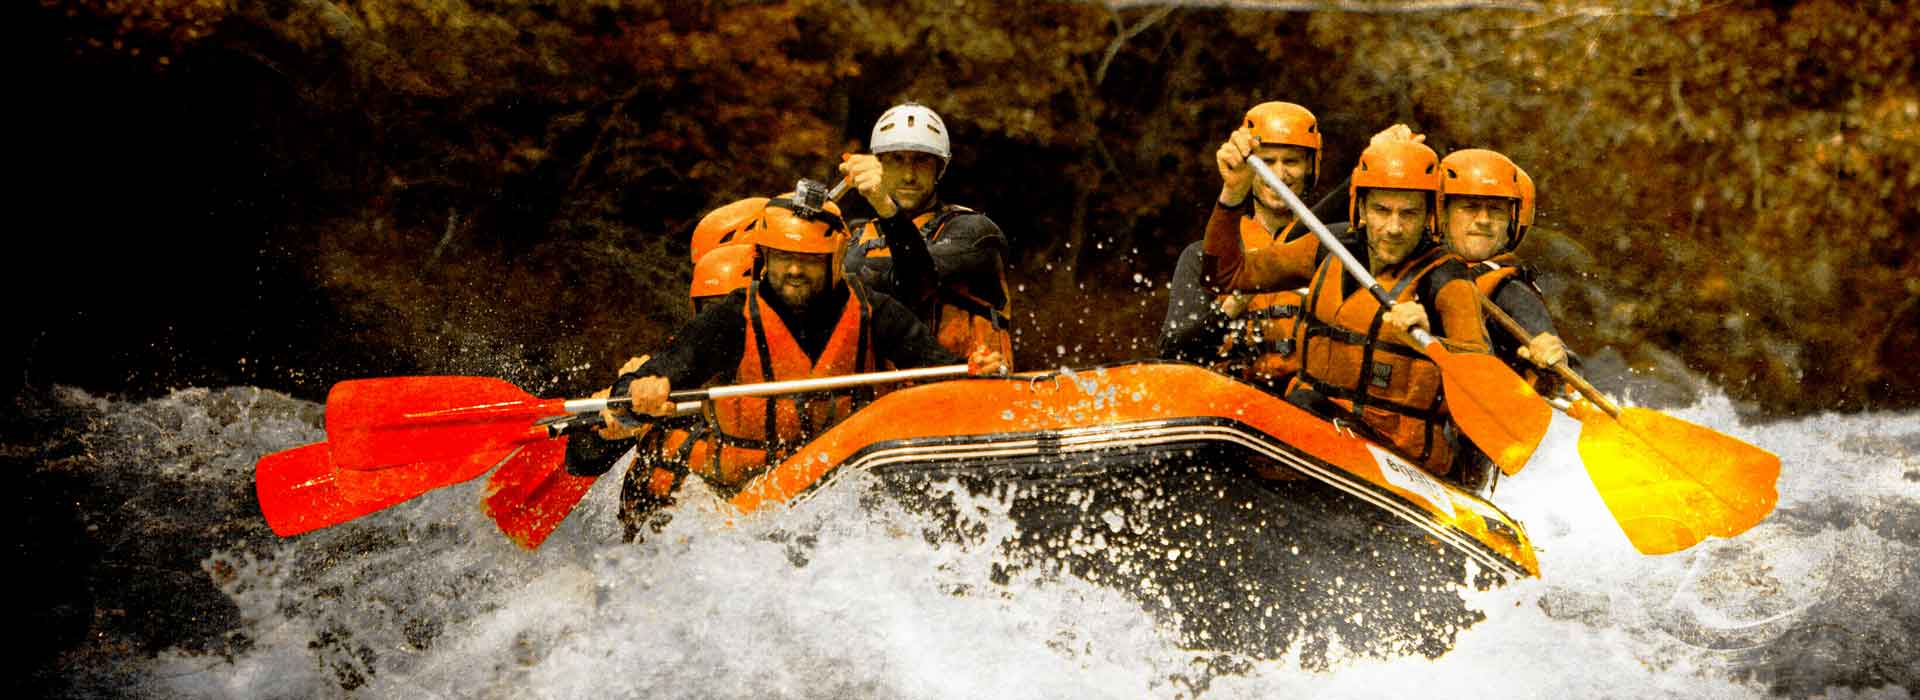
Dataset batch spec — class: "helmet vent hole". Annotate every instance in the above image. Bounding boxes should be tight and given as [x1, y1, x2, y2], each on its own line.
[878, 124, 895, 132]
[907, 115, 916, 127]
[928, 124, 941, 134]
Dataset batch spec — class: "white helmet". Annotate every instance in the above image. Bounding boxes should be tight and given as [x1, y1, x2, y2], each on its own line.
[870, 102, 952, 160]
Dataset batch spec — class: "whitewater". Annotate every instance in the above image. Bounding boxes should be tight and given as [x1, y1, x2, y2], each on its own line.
[32, 381, 1918, 699]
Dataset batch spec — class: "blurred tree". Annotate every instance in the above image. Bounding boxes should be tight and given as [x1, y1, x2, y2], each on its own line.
[38, 0, 1920, 413]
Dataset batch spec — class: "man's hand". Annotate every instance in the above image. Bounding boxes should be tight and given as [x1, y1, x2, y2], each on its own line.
[967, 345, 1008, 376]
[625, 376, 676, 416]
[1516, 333, 1567, 368]
[1369, 123, 1425, 147]
[839, 154, 897, 218]
[1383, 301, 1430, 343]
[1218, 292, 1251, 319]
[598, 355, 654, 439]
[1215, 128, 1258, 207]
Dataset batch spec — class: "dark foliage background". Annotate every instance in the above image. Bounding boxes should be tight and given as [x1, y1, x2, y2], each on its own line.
[16, 0, 1920, 416]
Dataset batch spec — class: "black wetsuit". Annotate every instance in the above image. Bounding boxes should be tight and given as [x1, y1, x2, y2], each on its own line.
[1159, 240, 1233, 364]
[844, 202, 1010, 328]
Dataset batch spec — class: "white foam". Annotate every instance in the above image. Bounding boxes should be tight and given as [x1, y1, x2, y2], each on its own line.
[127, 390, 1920, 698]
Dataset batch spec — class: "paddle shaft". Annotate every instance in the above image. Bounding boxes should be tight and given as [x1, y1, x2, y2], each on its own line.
[564, 364, 973, 414]
[1475, 295, 1623, 417]
[1245, 156, 1445, 349]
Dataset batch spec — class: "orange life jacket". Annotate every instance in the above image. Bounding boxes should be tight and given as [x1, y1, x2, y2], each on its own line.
[704, 280, 874, 487]
[1218, 217, 1307, 388]
[631, 424, 703, 500]
[852, 205, 1013, 363]
[1292, 245, 1458, 475]
[620, 423, 705, 542]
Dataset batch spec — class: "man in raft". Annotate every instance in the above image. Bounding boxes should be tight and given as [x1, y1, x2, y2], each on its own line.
[607, 196, 1006, 493]
[1159, 102, 1321, 393]
[1433, 149, 1570, 490]
[1205, 132, 1492, 479]
[606, 241, 760, 541]
[839, 102, 1015, 366]
[1434, 150, 1566, 386]
[689, 196, 767, 263]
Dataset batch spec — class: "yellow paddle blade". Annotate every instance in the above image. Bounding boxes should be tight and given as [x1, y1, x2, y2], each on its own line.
[1569, 399, 1781, 555]
[1426, 342, 1552, 475]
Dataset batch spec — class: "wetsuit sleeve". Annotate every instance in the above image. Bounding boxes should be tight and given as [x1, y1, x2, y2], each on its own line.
[615, 291, 747, 395]
[1201, 204, 1319, 293]
[869, 292, 967, 367]
[1159, 240, 1229, 362]
[1492, 279, 1557, 338]
[842, 223, 890, 294]
[1490, 278, 1573, 396]
[878, 212, 1011, 308]
[870, 214, 931, 310]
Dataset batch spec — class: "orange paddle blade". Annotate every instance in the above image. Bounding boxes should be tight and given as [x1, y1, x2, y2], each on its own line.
[482, 437, 597, 550]
[1569, 400, 1781, 555]
[1424, 341, 1552, 475]
[325, 377, 562, 469]
[255, 442, 517, 536]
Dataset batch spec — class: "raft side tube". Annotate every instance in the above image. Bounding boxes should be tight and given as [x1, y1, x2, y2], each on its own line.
[729, 362, 1539, 579]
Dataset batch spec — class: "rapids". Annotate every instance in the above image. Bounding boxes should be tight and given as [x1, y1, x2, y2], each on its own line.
[19, 383, 1918, 699]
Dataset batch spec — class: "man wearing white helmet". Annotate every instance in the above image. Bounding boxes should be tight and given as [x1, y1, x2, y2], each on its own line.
[839, 102, 1014, 366]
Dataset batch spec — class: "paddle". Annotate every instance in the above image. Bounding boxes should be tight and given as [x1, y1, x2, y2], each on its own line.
[255, 441, 522, 536]
[481, 408, 672, 550]
[1476, 296, 1781, 555]
[480, 364, 976, 549]
[1246, 155, 1552, 473]
[255, 380, 568, 538]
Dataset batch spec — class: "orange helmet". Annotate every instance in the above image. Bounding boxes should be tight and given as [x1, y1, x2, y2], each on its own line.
[1514, 164, 1536, 248]
[1438, 149, 1523, 242]
[754, 195, 849, 282]
[691, 244, 755, 302]
[689, 197, 768, 263]
[1243, 101, 1321, 188]
[1347, 140, 1442, 232]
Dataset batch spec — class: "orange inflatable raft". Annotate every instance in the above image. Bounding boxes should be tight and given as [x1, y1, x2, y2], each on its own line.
[724, 361, 1539, 581]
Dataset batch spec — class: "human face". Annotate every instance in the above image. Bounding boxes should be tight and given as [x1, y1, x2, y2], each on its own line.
[879, 151, 944, 212]
[1360, 189, 1428, 267]
[761, 248, 833, 308]
[1251, 144, 1313, 212]
[1442, 195, 1514, 263]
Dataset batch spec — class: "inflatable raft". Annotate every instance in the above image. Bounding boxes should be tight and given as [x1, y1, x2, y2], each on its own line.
[725, 361, 1538, 582]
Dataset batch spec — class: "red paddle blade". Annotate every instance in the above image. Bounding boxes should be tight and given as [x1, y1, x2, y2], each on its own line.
[255, 442, 518, 537]
[1425, 342, 1553, 475]
[324, 376, 563, 469]
[482, 437, 597, 550]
